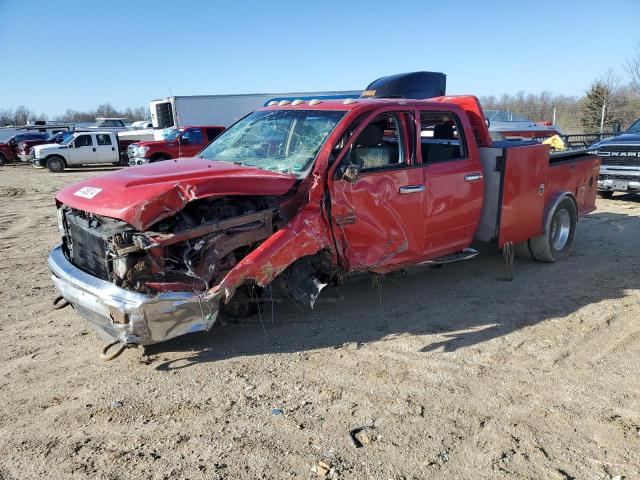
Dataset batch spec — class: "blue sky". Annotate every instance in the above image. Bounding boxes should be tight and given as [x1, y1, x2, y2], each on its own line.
[0, 0, 638, 117]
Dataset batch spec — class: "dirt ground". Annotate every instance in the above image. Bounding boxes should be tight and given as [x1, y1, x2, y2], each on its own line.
[0, 163, 639, 480]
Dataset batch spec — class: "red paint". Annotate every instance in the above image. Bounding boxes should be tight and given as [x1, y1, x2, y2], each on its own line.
[134, 125, 224, 161]
[54, 96, 600, 297]
[55, 157, 297, 230]
[498, 144, 549, 246]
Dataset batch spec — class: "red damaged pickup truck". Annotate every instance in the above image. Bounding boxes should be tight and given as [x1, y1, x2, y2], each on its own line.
[48, 74, 599, 356]
[127, 125, 224, 166]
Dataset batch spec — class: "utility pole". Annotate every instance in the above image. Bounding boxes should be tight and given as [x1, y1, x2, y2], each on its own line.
[552, 106, 556, 125]
[600, 100, 606, 133]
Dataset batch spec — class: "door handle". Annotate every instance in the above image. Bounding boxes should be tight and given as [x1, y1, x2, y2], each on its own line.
[464, 172, 483, 182]
[92, 147, 96, 152]
[399, 185, 425, 194]
[112, 147, 115, 151]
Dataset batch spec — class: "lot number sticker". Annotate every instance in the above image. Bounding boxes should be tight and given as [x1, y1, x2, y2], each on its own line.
[73, 187, 103, 199]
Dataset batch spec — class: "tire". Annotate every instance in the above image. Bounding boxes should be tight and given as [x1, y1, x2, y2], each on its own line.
[598, 190, 614, 199]
[0, 153, 6, 166]
[46, 156, 66, 173]
[529, 197, 577, 263]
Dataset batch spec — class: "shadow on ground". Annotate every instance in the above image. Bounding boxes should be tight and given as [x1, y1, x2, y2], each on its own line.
[143, 210, 640, 369]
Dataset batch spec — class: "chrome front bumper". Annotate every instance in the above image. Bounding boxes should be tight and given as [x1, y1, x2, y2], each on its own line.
[48, 244, 222, 345]
[128, 157, 151, 166]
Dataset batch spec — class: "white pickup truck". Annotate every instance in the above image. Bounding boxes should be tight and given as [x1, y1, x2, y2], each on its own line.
[32, 131, 131, 172]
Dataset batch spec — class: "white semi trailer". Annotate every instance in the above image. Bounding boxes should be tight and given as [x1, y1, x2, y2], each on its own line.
[149, 91, 361, 129]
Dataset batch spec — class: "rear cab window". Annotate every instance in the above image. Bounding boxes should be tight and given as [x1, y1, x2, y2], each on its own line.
[419, 111, 467, 164]
[96, 134, 112, 145]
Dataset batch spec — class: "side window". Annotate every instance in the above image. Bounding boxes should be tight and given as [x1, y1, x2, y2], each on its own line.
[419, 111, 467, 164]
[75, 135, 93, 147]
[351, 112, 407, 171]
[185, 128, 203, 144]
[205, 128, 222, 141]
[96, 134, 112, 146]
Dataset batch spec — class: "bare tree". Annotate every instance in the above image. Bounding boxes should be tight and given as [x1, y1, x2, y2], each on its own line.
[625, 44, 640, 95]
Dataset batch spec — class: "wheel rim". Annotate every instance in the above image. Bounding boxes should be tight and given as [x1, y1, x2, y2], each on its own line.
[550, 209, 571, 250]
[51, 159, 62, 170]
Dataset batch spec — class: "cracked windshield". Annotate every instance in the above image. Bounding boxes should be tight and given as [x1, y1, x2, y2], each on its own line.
[199, 109, 345, 176]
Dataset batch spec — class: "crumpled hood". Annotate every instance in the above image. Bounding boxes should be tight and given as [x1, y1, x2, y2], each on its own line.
[56, 157, 298, 230]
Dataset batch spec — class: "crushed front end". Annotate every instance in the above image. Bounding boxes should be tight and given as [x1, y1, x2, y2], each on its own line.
[49, 196, 286, 345]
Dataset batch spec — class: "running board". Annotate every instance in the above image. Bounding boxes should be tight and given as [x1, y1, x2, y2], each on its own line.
[419, 248, 479, 266]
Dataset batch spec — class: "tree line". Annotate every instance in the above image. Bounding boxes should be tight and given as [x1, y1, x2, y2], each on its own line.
[0, 103, 149, 127]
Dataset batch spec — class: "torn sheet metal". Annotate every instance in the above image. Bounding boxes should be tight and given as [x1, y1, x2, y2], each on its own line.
[54, 157, 297, 230]
[49, 245, 222, 345]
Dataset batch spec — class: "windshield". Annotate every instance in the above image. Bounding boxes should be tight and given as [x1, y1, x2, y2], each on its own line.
[627, 119, 640, 134]
[199, 110, 345, 175]
[161, 128, 180, 141]
[60, 134, 76, 145]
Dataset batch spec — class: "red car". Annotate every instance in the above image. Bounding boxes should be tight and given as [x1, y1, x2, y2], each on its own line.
[0, 132, 48, 164]
[48, 77, 599, 353]
[16, 131, 73, 162]
[127, 125, 224, 165]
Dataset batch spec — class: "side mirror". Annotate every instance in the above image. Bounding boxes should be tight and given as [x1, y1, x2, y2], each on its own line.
[68, 143, 75, 148]
[343, 163, 362, 183]
[179, 137, 189, 145]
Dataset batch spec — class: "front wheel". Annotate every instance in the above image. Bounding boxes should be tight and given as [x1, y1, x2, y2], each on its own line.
[598, 190, 614, 199]
[529, 197, 577, 262]
[0, 153, 6, 166]
[46, 156, 66, 173]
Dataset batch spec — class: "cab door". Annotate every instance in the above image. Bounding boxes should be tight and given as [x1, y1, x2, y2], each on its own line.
[95, 134, 118, 163]
[329, 110, 426, 272]
[419, 109, 484, 257]
[180, 128, 204, 157]
[68, 134, 97, 164]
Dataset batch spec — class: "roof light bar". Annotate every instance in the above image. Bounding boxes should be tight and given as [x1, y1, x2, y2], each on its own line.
[267, 101, 278, 106]
[278, 100, 291, 106]
[291, 99, 304, 106]
[343, 98, 357, 105]
[308, 99, 321, 106]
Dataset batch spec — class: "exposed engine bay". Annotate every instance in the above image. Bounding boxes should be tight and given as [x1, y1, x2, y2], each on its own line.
[58, 196, 287, 295]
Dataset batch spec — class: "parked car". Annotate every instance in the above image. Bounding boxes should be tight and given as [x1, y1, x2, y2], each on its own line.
[32, 131, 131, 172]
[129, 121, 153, 130]
[87, 118, 129, 132]
[128, 125, 224, 165]
[17, 131, 74, 162]
[47, 72, 599, 352]
[590, 118, 640, 198]
[0, 132, 49, 165]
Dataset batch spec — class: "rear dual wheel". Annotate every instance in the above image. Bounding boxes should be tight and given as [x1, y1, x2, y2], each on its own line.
[515, 197, 577, 263]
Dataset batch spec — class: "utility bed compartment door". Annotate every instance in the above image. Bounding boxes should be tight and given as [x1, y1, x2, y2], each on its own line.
[498, 144, 549, 247]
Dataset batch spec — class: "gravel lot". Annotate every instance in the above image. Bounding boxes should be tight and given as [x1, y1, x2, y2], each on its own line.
[0, 164, 639, 479]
